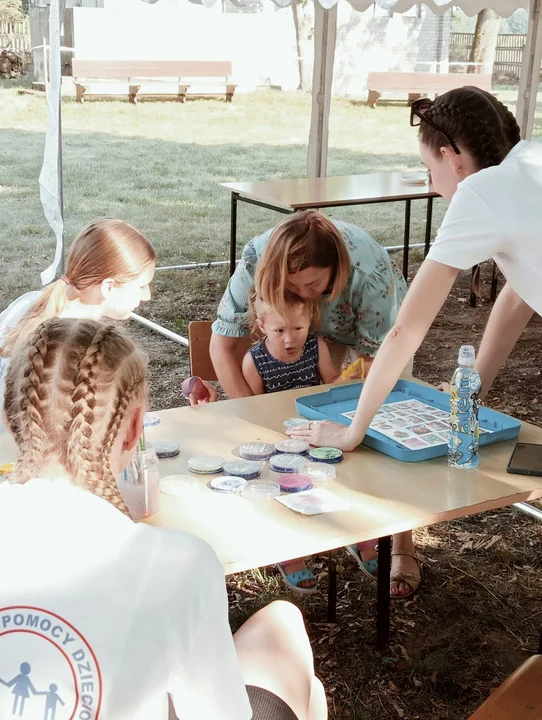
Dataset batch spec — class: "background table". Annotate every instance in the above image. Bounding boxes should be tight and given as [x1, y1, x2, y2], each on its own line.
[219, 172, 439, 278]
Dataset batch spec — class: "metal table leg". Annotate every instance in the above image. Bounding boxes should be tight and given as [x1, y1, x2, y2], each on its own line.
[490, 261, 499, 301]
[402, 200, 411, 280]
[229, 193, 239, 277]
[327, 548, 338, 623]
[376, 536, 391, 650]
[424, 197, 433, 257]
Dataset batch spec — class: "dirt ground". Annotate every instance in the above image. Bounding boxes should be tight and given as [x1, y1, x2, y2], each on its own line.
[129, 258, 542, 720]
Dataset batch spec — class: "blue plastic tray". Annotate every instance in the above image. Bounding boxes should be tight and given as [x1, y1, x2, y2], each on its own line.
[295, 380, 521, 463]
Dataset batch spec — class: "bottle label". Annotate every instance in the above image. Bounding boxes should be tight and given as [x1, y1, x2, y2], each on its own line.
[449, 368, 481, 467]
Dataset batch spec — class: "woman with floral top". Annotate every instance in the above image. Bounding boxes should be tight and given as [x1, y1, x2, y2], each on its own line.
[209, 210, 417, 598]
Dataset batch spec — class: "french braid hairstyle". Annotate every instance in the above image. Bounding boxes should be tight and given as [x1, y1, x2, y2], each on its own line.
[4, 318, 148, 518]
[419, 86, 521, 169]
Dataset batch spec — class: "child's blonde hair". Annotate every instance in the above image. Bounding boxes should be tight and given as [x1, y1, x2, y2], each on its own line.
[4, 318, 148, 518]
[249, 288, 314, 339]
[255, 210, 350, 319]
[1, 219, 155, 358]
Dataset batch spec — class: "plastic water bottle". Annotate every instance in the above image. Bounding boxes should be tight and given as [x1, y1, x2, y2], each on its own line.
[448, 345, 481, 469]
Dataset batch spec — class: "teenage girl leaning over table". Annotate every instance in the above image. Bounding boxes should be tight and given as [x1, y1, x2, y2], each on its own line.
[288, 86, 542, 599]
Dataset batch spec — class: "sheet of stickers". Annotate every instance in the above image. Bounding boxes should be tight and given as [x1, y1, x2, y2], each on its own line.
[341, 398, 491, 451]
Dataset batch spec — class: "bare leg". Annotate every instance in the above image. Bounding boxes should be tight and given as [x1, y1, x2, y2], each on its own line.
[234, 601, 327, 720]
[390, 530, 420, 597]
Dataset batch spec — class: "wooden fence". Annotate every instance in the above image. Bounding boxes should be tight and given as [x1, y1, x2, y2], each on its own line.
[0, 18, 31, 54]
[450, 32, 526, 79]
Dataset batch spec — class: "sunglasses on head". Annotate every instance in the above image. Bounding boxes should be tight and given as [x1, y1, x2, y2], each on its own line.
[410, 98, 461, 155]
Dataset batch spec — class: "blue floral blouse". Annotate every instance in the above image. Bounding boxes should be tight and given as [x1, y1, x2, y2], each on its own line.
[212, 220, 407, 357]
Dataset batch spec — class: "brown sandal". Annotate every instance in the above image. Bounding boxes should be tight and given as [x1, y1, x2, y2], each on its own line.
[390, 552, 422, 600]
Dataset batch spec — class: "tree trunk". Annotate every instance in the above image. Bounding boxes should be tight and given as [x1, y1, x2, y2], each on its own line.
[291, 0, 313, 91]
[467, 9, 500, 75]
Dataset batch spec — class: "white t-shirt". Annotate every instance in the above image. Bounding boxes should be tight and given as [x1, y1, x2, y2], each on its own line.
[428, 140, 542, 316]
[0, 479, 253, 720]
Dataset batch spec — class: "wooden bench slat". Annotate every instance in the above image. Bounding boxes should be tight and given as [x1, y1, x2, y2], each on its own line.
[366, 72, 492, 107]
[468, 655, 542, 720]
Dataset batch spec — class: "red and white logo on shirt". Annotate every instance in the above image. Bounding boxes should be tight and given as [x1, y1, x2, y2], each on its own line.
[0, 606, 102, 720]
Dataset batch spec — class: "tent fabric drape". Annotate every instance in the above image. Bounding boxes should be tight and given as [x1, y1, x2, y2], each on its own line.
[39, 0, 65, 285]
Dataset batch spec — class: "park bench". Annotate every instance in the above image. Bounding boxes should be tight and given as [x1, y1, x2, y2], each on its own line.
[72, 59, 236, 103]
[366, 71, 492, 107]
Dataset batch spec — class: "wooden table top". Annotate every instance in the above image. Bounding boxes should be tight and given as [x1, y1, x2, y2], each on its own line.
[219, 172, 439, 210]
[1, 382, 540, 575]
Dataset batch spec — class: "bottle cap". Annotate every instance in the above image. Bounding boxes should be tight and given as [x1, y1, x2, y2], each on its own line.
[283, 418, 311, 430]
[222, 460, 262, 480]
[458, 345, 476, 366]
[143, 412, 161, 427]
[274, 439, 309, 455]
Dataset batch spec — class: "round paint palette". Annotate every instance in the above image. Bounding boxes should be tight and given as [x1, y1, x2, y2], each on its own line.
[160, 475, 198, 494]
[222, 460, 261, 480]
[269, 454, 308, 474]
[283, 418, 311, 430]
[300, 464, 336, 482]
[188, 454, 225, 475]
[152, 440, 181, 459]
[241, 480, 281, 501]
[278, 474, 313, 493]
[274, 439, 309, 456]
[208, 476, 247, 493]
[239, 442, 275, 461]
[308, 447, 344, 464]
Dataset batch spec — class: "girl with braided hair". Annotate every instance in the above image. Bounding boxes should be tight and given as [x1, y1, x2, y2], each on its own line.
[0, 318, 327, 720]
[0, 218, 156, 417]
[288, 86, 542, 599]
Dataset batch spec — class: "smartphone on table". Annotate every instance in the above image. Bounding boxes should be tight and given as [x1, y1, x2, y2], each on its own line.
[506, 443, 542, 476]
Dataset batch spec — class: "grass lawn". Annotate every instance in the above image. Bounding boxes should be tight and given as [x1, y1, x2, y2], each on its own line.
[1, 84, 541, 720]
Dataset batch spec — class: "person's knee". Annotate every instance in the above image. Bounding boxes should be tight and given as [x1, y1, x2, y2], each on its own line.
[264, 600, 304, 627]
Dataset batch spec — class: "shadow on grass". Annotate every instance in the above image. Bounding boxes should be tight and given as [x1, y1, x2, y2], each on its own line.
[0, 126, 447, 308]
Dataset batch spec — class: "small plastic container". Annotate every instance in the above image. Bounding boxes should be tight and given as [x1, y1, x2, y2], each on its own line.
[152, 440, 181, 459]
[118, 446, 160, 521]
[143, 412, 161, 428]
[274, 439, 309, 456]
[283, 418, 311, 430]
[208, 475, 248, 493]
[269, 454, 308, 474]
[300, 463, 336, 483]
[222, 460, 261, 480]
[238, 442, 275, 461]
[241, 479, 281, 501]
[278, 474, 313, 493]
[308, 447, 344, 464]
[188, 455, 225, 475]
[160, 474, 198, 495]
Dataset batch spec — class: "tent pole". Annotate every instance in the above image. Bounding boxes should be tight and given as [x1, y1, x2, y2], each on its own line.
[307, 2, 338, 179]
[516, 0, 542, 140]
[58, 3, 65, 275]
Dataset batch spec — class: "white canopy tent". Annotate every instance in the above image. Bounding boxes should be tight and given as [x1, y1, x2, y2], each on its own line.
[40, 0, 541, 284]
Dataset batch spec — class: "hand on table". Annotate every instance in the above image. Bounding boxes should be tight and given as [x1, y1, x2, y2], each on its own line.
[188, 380, 218, 406]
[286, 420, 357, 452]
[436, 382, 450, 393]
